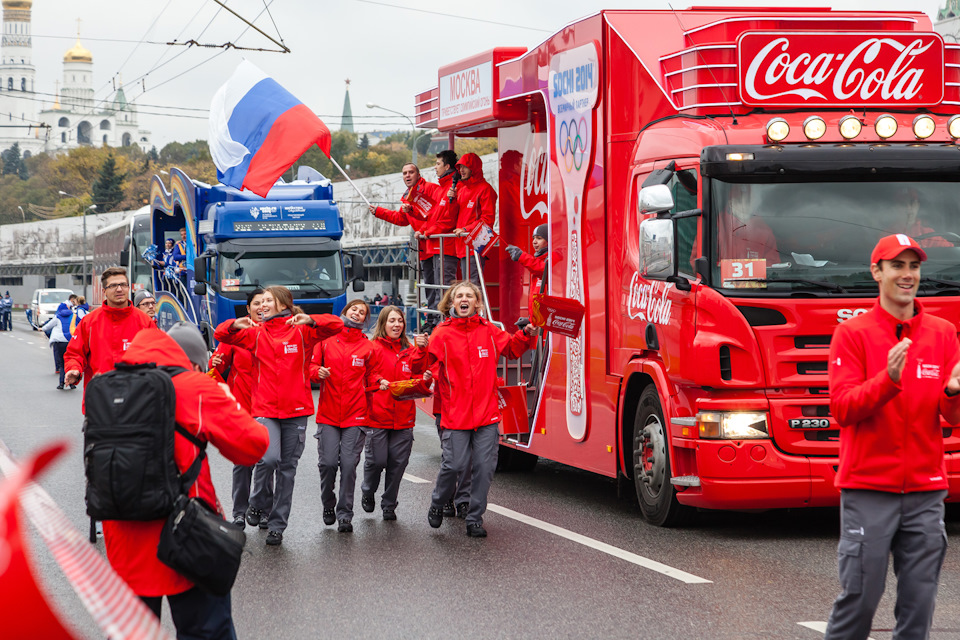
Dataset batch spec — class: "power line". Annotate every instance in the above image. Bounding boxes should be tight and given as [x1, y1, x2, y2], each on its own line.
[352, 0, 552, 33]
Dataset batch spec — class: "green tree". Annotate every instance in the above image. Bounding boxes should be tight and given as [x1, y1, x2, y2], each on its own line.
[92, 154, 126, 211]
[1, 143, 25, 180]
[360, 133, 370, 150]
[148, 146, 159, 162]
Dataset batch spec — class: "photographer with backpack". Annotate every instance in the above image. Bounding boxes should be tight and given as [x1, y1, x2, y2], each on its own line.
[88, 323, 269, 638]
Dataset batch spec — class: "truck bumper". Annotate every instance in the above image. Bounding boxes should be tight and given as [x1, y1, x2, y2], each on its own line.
[673, 440, 960, 510]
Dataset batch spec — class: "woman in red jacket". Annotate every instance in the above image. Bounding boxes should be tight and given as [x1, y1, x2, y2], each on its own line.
[360, 306, 432, 520]
[426, 281, 537, 537]
[209, 288, 275, 529]
[310, 299, 385, 533]
[214, 286, 343, 546]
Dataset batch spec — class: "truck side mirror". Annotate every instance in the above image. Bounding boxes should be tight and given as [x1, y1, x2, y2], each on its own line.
[193, 256, 207, 283]
[638, 184, 675, 214]
[120, 235, 131, 267]
[347, 251, 366, 287]
[639, 218, 676, 279]
[194, 282, 207, 296]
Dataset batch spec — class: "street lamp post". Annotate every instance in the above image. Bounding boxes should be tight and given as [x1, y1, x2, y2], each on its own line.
[366, 102, 418, 164]
[16, 205, 24, 223]
[58, 191, 96, 299]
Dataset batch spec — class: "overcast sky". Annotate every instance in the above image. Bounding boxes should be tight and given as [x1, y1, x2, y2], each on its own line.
[32, 0, 948, 147]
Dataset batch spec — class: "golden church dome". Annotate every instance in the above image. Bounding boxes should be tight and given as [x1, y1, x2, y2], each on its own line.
[63, 38, 92, 63]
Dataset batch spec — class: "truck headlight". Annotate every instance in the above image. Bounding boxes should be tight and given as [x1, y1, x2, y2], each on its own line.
[697, 411, 769, 439]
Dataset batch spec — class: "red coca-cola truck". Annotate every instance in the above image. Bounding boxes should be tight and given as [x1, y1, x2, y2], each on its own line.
[415, 7, 960, 525]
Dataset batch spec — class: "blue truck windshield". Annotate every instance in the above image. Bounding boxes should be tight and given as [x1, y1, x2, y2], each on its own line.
[709, 180, 960, 295]
[219, 250, 344, 296]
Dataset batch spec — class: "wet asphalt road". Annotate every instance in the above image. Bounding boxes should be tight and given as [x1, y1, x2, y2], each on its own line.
[5, 314, 960, 639]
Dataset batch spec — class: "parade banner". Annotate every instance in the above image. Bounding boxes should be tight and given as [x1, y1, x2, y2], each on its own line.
[530, 294, 585, 339]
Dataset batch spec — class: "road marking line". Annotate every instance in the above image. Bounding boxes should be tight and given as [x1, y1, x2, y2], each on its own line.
[26, 341, 34, 345]
[402, 472, 711, 584]
[797, 621, 874, 639]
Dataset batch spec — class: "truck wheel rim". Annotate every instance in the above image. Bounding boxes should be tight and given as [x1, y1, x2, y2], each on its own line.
[641, 416, 667, 498]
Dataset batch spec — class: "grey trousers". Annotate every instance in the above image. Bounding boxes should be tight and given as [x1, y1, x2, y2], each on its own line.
[250, 416, 307, 533]
[231, 463, 273, 520]
[361, 428, 415, 511]
[435, 415, 471, 504]
[460, 254, 486, 287]
[316, 424, 365, 522]
[825, 488, 948, 640]
[430, 424, 499, 526]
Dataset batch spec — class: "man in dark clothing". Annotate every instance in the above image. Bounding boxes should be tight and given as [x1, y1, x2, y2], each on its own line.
[824, 234, 960, 640]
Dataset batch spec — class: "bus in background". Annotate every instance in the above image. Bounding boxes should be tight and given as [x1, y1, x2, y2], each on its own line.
[92, 206, 151, 307]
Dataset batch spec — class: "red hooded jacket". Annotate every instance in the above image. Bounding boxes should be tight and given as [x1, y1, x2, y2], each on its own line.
[63, 303, 155, 408]
[214, 313, 343, 419]
[102, 330, 268, 597]
[454, 153, 497, 259]
[209, 342, 255, 415]
[309, 327, 383, 428]
[518, 248, 547, 309]
[829, 300, 960, 493]
[423, 170, 460, 258]
[373, 176, 457, 259]
[428, 315, 535, 430]
[369, 337, 430, 429]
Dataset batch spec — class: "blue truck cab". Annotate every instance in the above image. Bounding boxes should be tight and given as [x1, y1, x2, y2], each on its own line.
[147, 166, 364, 342]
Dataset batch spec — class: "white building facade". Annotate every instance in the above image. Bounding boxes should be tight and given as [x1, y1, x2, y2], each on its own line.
[0, 0, 150, 158]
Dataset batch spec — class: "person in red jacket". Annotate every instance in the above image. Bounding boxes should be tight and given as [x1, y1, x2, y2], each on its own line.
[64, 266, 154, 404]
[505, 223, 548, 311]
[208, 288, 273, 528]
[367, 162, 457, 324]
[824, 234, 960, 640]
[426, 281, 537, 537]
[214, 285, 343, 546]
[104, 323, 268, 637]
[451, 152, 497, 286]
[310, 299, 385, 532]
[359, 306, 431, 520]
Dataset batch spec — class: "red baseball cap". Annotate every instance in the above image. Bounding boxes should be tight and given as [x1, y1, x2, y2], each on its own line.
[870, 234, 927, 264]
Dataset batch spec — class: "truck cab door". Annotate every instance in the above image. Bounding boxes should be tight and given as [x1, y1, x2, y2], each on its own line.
[629, 166, 701, 384]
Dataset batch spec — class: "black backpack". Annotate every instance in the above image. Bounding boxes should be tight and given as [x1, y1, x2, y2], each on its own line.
[83, 362, 205, 521]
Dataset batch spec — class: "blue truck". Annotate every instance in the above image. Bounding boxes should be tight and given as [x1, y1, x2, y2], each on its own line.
[130, 166, 364, 343]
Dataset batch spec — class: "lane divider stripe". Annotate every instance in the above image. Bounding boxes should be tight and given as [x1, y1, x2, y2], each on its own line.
[403, 472, 711, 584]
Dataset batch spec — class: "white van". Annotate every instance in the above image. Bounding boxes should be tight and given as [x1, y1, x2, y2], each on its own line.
[29, 289, 75, 330]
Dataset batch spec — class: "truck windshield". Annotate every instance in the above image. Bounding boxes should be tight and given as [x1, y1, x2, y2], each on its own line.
[219, 250, 344, 296]
[710, 180, 960, 295]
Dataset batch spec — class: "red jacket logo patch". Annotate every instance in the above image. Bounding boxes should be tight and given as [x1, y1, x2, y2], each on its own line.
[284, 343, 298, 354]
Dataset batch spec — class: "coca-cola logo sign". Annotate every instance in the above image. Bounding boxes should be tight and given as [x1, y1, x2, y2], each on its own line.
[738, 31, 943, 107]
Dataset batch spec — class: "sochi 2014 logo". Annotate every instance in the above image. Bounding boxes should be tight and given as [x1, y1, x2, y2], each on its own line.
[558, 117, 588, 174]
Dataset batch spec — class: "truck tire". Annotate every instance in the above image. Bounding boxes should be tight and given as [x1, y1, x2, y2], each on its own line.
[496, 444, 539, 472]
[633, 386, 695, 527]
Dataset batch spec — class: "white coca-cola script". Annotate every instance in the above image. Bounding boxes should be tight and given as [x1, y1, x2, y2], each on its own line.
[627, 273, 673, 325]
[738, 32, 943, 107]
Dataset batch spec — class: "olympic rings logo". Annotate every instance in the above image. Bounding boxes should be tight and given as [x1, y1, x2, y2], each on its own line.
[558, 117, 588, 173]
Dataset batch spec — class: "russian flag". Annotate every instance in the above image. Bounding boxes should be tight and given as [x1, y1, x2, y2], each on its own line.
[209, 61, 331, 197]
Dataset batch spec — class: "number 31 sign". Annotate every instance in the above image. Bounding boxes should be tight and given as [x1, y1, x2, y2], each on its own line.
[720, 258, 767, 289]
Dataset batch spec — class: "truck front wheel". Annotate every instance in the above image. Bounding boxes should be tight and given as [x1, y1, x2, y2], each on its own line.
[633, 386, 694, 527]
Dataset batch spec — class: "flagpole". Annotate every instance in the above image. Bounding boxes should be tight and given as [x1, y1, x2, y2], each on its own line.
[329, 156, 372, 208]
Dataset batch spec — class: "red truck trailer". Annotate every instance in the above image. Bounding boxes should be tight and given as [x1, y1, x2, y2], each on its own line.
[415, 7, 960, 525]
